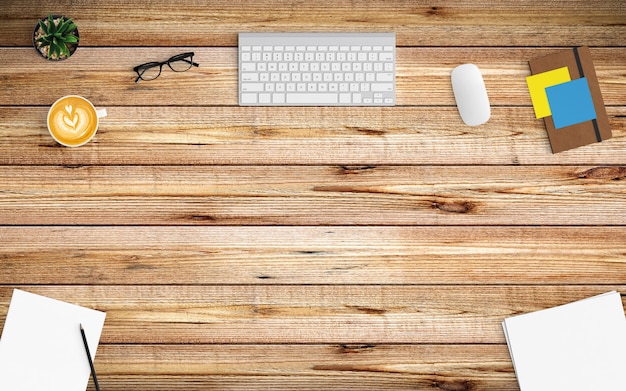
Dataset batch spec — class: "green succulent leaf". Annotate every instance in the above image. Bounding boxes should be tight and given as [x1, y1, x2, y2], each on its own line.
[65, 23, 78, 35]
[56, 20, 68, 34]
[48, 18, 57, 34]
[47, 42, 56, 59]
[64, 35, 78, 44]
[60, 44, 70, 58]
[46, 14, 54, 29]
[38, 19, 48, 34]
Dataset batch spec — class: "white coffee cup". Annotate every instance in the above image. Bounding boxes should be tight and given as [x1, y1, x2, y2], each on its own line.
[47, 95, 107, 147]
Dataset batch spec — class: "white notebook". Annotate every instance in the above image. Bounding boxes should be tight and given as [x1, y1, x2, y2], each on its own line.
[502, 291, 626, 391]
[0, 289, 106, 391]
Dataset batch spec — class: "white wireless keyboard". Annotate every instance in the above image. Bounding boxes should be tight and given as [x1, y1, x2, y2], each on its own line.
[238, 32, 395, 106]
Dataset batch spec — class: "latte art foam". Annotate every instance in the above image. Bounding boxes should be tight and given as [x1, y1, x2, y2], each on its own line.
[47, 96, 98, 146]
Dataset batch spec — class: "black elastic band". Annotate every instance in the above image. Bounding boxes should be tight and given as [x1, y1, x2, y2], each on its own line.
[573, 47, 584, 78]
[573, 47, 602, 142]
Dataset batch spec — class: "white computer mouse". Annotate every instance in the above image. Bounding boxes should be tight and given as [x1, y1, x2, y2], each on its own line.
[451, 63, 490, 126]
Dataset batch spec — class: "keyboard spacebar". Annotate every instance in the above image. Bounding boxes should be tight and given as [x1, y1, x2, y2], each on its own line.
[286, 93, 338, 104]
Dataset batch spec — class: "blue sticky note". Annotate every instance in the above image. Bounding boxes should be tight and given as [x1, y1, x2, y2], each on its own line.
[546, 77, 596, 129]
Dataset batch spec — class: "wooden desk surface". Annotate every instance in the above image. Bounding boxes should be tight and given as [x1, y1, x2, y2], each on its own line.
[1, 1, 625, 389]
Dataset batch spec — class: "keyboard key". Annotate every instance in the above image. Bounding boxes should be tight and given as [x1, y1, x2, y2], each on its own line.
[241, 73, 259, 82]
[241, 63, 256, 72]
[379, 52, 394, 62]
[273, 93, 285, 103]
[371, 83, 394, 92]
[241, 83, 265, 92]
[259, 93, 271, 103]
[376, 73, 394, 82]
[241, 93, 257, 104]
[286, 93, 339, 104]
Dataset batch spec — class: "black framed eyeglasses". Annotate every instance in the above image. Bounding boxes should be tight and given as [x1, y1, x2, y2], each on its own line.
[133, 52, 199, 83]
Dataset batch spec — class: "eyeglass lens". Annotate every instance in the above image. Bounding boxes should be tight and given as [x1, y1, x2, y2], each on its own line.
[167, 53, 195, 72]
[136, 63, 162, 81]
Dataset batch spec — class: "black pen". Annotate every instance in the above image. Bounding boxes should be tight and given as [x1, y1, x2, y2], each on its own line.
[80, 323, 101, 391]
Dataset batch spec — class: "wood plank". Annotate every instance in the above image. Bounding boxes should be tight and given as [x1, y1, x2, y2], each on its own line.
[0, 47, 624, 106]
[1, 226, 625, 285]
[87, 375, 515, 391]
[83, 375, 513, 391]
[1, 285, 623, 344]
[2, 0, 625, 47]
[1, 106, 624, 165]
[80, 343, 518, 391]
[1, 165, 625, 225]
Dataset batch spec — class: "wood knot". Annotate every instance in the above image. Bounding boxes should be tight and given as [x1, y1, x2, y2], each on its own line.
[189, 215, 217, 221]
[577, 166, 626, 181]
[252, 305, 277, 316]
[338, 344, 376, 354]
[427, 6, 445, 16]
[345, 305, 387, 315]
[343, 126, 386, 136]
[338, 165, 376, 175]
[432, 201, 476, 214]
[431, 379, 475, 391]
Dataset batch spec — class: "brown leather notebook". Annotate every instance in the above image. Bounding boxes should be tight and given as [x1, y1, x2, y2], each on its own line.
[528, 47, 611, 153]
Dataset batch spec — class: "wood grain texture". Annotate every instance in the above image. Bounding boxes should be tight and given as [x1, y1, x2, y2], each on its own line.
[1, 165, 625, 225]
[82, 344, 518, 391]
[0, 105, 625, 165]
[1, 0, 625, 47]
[1, 1, 625, 390]
[2, 226, 625, 285]
[1, 285, 624, 344]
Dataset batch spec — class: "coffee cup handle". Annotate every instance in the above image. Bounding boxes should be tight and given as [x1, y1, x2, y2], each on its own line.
[96, 108, 107, 118]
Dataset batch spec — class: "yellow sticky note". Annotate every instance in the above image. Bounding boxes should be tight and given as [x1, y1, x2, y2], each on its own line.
[526, 67, 571, 118]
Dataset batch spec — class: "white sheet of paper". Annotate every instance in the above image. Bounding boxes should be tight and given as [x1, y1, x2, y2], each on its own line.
[0, 289, 106, 391]
[502, 291, 626, 391]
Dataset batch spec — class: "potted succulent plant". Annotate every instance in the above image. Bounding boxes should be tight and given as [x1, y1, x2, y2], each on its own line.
[33, 14, 80, 60]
